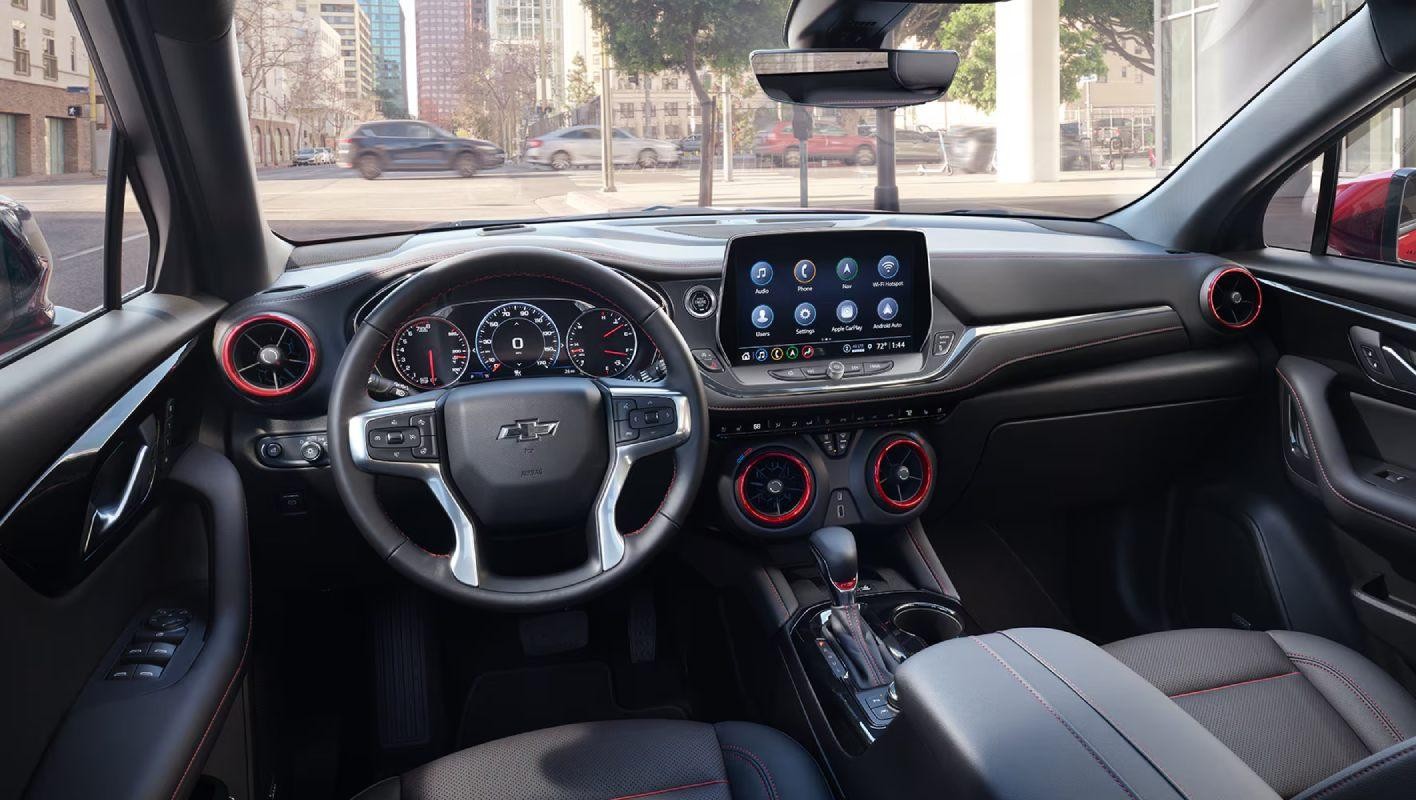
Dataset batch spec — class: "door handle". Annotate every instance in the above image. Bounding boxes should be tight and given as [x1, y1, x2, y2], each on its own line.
[80, 416, 159, 556]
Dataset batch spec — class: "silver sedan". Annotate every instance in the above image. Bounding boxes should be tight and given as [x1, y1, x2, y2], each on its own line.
[524, 126, 681, 170]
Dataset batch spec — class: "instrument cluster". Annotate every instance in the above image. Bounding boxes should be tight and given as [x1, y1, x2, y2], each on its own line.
[374, 297, 664, 389]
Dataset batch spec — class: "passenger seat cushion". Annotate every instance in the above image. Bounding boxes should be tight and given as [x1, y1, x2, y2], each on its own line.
[1105, 629, 1416, 798]
[351, 719, 832, 800]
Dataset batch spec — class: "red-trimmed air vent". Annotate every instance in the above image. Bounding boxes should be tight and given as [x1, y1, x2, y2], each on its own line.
[735, 449, 814, 527]
[1202, 266, 1263, 330]
[220, 313, 318, 399]
[869, 436, 933, 513]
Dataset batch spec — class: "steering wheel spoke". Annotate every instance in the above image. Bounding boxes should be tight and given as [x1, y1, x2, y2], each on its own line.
[593, 383, 692, 572]
[348, 392, 482, 587]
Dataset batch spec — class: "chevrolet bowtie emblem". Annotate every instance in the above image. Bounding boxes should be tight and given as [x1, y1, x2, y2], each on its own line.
[497, 418, 560, 442]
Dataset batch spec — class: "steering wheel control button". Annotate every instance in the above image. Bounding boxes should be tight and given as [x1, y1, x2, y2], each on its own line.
[412, 413, 435, 437]
[616, 421, 640, 444]
[413, 439, 439, 460]
[750, 261, 774, 286]
[691, 349, 723, 372]
[613, 397, 638, 420]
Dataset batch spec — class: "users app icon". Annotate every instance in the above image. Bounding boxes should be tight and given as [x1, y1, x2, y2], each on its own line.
[836, 300, 859, 324]
[793, 259, 817, 283]
[794, 302, 817, 325]
[751, 304, 774, 329]
[877, 297, 898, 321]
[836, 257, 859, 281]
[750, 261, 774, 286]
[877, 255, 900, 279]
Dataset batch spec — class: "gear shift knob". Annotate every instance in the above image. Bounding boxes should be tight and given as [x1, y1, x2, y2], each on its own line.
[809, 526, 859, 607]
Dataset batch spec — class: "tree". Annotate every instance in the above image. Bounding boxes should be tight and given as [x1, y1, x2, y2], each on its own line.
[566, 53, 598, 111]
[580, 0, 788, 205]
[454, 39, 540, 152]
[935, 3, 1105, 114]
[904, 0, 1153, 78]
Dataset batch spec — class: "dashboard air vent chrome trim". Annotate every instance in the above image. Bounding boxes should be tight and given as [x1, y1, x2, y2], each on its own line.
[735, 448, 814, 526]
[1202, 266, 1262, 330]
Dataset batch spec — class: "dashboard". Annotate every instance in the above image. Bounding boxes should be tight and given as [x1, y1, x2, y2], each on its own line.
[213, 211, 1258, 538]
[371, 296, 665, 390]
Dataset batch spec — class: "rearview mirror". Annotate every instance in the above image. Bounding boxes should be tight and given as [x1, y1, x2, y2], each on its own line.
[0, 196, 57, 347]
[751, 49, 959, 108]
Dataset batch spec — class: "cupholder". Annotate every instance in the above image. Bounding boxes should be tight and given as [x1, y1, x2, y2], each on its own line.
[891, 603, 964, 646]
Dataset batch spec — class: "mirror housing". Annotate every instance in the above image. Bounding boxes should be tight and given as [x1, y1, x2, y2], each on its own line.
[0, 196, 57, 345]
[1329, 168, 1416, 264]
[751, 48, 959, 108]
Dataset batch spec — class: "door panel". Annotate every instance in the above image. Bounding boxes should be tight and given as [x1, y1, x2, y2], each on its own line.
[0, 291, 249, 799]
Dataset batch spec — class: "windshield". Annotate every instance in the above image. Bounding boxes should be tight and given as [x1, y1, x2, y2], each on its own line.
[222, 1, 1360, 239]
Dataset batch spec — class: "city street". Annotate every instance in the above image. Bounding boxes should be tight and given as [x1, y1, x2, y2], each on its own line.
[2, 161, 1159, 311]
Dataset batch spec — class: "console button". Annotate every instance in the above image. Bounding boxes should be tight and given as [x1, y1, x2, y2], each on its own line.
[260, 441, 284, 460]
[862, 360, 893, 375]
[130, 664, 164, 680]
[691, 349, 723, 372]
[932, 331, 956, 357]
[843, 363, 863, 375]
[769, 367, 804, 380]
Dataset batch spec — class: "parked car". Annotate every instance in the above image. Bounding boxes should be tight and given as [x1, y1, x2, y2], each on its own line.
[336, 120, 506, 179]
[676, 133, 726, 157]
[291, 147, 320, 166]
[893, 129, 946, 164]
[938, 125, 1095, 174]
[754, 120, 876, 167]
[523, 126, 681, 170]
[314, 146, 335, 164]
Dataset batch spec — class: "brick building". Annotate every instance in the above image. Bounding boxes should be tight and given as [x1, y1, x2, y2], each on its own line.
[0, 0, 96, 178]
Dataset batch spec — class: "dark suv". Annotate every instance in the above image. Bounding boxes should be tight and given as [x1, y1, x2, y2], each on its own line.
[336, 120, 506, 179]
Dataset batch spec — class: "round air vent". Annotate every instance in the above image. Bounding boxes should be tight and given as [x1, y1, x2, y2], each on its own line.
[735, 449, 814, 527]
[220, 313, 318, 399]
[1202, 266, 1262, 330]
[869, 436, 933, 513]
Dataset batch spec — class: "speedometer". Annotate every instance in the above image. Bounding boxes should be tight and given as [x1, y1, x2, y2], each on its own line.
[567, 308, 638, 377]
[474, 302, 561, 374]
[392, 316, 470, 388]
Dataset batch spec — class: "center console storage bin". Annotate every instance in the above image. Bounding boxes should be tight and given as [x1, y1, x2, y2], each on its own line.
[846, 628, 1280, 800]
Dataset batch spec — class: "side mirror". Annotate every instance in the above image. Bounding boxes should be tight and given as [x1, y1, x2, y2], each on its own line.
[0, 196, 57, 344]
[751, 48, 959, 109]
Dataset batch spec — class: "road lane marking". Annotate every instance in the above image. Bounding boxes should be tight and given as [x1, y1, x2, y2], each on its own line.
[58, 231, 149, 262]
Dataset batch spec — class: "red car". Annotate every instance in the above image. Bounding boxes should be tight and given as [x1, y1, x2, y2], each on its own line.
[754, 121, 877, 167]
[1328, 169, 1416, 262]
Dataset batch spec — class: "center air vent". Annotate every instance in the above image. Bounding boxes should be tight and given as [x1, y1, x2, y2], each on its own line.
[869, 436, 933, 513]
[1203, 266, 1262, 330]
[735, 449, 814, 527]
[220, 313, 318, 399]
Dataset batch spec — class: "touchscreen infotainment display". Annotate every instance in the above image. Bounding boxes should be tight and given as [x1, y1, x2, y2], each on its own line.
[718, 230, 930, 365]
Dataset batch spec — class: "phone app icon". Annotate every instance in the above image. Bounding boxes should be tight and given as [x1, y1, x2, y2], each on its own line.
[877, 297, 898, 321]
[770, 347, 785, 361]
[836, 300, 858, 324]
[750, 261, 774, 286]
[877, 255, 900, 279]
[794, 302, 817, 325]
[836, 257, 859, 281]
[793, 259, 817, 283]
[751, 304, 774, 329]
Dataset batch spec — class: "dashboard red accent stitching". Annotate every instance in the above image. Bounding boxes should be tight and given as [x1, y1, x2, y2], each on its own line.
[708, 323, 1185, 411]
[871, 437, 932, 512]
[220, 313, 318, 399]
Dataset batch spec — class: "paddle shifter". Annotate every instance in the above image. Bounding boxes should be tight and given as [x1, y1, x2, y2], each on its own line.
[809, 526, 899, 688]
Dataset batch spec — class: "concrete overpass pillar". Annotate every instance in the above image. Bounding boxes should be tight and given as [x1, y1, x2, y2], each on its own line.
[995, 0, 1060, 183]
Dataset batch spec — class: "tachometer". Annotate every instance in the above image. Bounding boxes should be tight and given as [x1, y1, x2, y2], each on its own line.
[392, 316, 470, 388]
[474, 302, 561, 374]
[567, 308, 639, 377]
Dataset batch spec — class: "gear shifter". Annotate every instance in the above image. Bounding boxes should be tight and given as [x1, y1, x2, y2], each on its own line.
[809, 527, 899, 688]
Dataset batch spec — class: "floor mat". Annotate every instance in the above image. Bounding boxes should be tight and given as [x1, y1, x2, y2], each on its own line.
[455, 661, 687, 748]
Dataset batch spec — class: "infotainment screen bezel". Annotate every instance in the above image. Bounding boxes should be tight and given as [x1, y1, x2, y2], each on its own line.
[715, 229, 933, 366]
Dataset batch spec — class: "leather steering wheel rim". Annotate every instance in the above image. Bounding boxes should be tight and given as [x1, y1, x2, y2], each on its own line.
[328, 246, 708, 611]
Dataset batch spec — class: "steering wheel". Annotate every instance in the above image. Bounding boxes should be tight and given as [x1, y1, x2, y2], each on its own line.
[328, 247, 708, 611]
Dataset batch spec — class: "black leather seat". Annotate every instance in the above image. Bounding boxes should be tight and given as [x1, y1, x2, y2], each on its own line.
[351, 719, 832, 800]
[1106, 628, 1416, 798]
